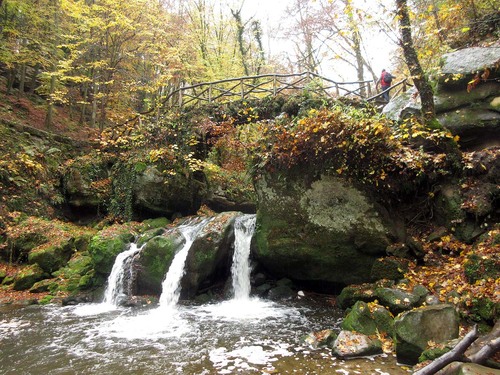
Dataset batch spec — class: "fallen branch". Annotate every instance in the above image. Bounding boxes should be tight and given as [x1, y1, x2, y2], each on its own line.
[413, 325, 479, 375]
[468, 336, 500, 365]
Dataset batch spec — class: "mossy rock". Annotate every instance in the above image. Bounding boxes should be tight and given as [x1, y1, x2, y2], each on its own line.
[13, 264, 46, 291]
[469, 297, 499, 322]
[0, 269, 6, 282]
[38, 295, 55, 305]
[8, 232, 48, 261]
[394, 304, 459, 365]
[135, 231, 184, 295]
[341, 301, 394, 336]
[141, 217, 170, 231]
[52, 254, 95, 292]
[336, 281, 394, 309]
[183, 212, 240, 298]
[376, 287, 421, 314]
[88, 233, 132, 276]
[30, 278, 57, 293]
[419, 345, 452, 363]
[137, 227, 166, 248]
[370, 257, 410, 281]
[28, 240, 75, 273]
[2, 276, 14, 285]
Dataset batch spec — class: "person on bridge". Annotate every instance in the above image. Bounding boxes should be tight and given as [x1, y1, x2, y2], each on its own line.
[377, 69, 394, 102]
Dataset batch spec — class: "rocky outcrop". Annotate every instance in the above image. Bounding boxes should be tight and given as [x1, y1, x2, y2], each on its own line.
[133, 166, 207, 217]
[253, 172, 402, 286]
[394, 304, 459, 365]
[384, 46, 500, 150]
[134, 212, 242, 297]
[182, 212, 239, 298]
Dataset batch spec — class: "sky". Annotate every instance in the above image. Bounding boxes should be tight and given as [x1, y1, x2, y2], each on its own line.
[237, 0, 399, 81]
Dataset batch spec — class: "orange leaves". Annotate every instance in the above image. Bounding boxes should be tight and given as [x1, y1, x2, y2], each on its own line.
[467, 68, 490, 93]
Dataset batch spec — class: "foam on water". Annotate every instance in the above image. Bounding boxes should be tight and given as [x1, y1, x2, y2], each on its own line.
[99, 307, 192, 340]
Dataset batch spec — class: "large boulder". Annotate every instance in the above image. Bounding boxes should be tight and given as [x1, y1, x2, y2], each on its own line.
[254, 172, 401, 286]
[28, 239, 76, 274]
[134, 227, 185, 295]
[394, 304, 459, 365]
[182, 212, 240, 298]
[13, 264, 46, 291]
[133, 166, 207, 217]
[341, 301, 394, 336]
[88, 232, 134, 283]
[384, 46, 500, 150]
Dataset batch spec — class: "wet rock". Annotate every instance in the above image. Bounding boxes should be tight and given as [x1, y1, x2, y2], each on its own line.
[302, 329, 337, 349]
[394, 304, 459, 365]
[134, 228, 185, 295]
[183, 212, 241, 298]
[332, 330, 383, 358]
[341, 301, 394, 336]
[61, 293, 93, 306]
[268, 284, 295, 301]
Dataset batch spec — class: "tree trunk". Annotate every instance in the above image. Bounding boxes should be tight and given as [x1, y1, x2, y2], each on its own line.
[395, 0, 435, 123]
[44, 74, 56, 129]
[17, 63, 27, 99]
[29, 63, 40, 95]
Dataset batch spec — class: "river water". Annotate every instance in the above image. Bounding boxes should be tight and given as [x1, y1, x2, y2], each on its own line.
[0, 215, 410, 374]
[0, 299, 409, 374]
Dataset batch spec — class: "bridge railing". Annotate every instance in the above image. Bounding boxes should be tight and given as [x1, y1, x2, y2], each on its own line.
[162, 71, 377, 108]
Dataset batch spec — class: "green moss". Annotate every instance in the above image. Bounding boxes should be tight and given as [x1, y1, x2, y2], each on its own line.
[88, 235, 130, 276]
[139, 234, 179, 288]
[418, 347, 450, 363]
[39, 295, 55, 305]
[28, 241, 74, 273]
[13, 264, 46, 291]
[464, 254, 499, 284]
[341, 301, 394, 336]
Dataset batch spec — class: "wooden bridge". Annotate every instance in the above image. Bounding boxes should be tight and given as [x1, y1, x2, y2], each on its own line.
[161, 71, 408, 108]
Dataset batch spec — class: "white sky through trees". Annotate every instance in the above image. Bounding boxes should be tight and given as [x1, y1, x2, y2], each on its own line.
[237, 0, 398, 81]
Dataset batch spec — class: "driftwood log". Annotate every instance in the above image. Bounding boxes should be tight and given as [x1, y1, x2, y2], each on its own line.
[414, 323, 500, 375]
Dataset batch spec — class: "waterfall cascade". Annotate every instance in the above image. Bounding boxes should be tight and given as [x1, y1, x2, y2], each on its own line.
[103, 243, 142, 306]
[231, 214, 256, 300]
[159, 218, 212, 308]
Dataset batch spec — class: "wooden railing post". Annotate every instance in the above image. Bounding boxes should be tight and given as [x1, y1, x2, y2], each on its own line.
[178, 86, 183, 107]
[241, 79, 244, 100]
[273, 75, 277, 96]
[208, 84, 212, 103]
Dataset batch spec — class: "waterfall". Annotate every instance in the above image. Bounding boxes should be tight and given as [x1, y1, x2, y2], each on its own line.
[103, 243, 141, 306]
[231, 214, 256, 300]
[159, 218, 211, 308]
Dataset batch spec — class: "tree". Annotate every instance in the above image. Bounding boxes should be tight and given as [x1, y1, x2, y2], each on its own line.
[396, 0, 435, 122]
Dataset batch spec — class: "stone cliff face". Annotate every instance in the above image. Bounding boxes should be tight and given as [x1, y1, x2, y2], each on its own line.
[253, 171, 403, 286]
[384, 46, 500, 150]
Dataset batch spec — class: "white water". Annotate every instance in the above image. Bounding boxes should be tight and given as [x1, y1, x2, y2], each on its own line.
[103, 243, 141, 306]
[159, 218, 211, 308]
[231, 214, 256, 300]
